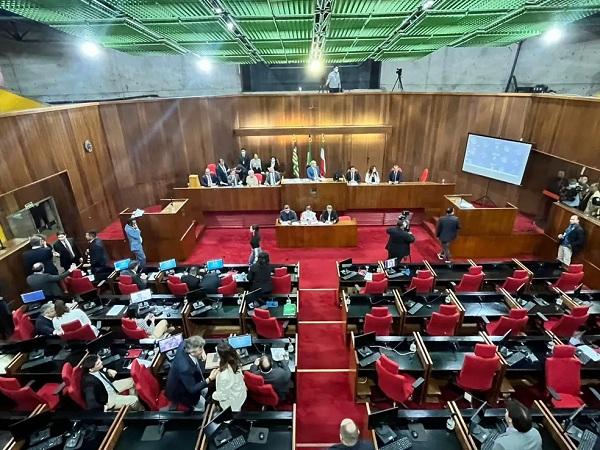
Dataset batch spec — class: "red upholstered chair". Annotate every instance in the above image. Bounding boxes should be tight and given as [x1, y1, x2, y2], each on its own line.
[244, 371, 279, 407]
[60, 321, 97, 341]
[546, 345, 584, 408]
[549, 271, 585, 293]
[119, 282, 139, 295]
[498, 270, 530, 294]
[567, 264, 584, 274]
[68, 270, 96, 295]
[130, 360, 170, 410]
[456, 344, 499, 393]
[338, 216, 352, 221]
[364, 307, 393, 336]
[0, 377, 60, 411]
[375, 354, 416, 404]
[407, 270, 435, 294]
[207, 163, 217, 175]
[167, 275, 189, 296]
[12, 311, 34, 341]
[453, 272, 485, 293]
[218, 277, 237, 295]
[419, 168, 429, 182]
[252, 309, 284, 339]
[543, 306, 589, 337]
[486, 308, 529, 336]
[61, 320, 82, 333]
[274, 267, 287, 277]
[121, 318, 148, 340]
[255, 173, 264, 184]
[360, 275, 388, 295]
[271, 274, 292, 294]
[119, 275, 133, 284]
[426, 304, 460, 336]
[468, 266, 483, 275]
[61, 363, 86, 409]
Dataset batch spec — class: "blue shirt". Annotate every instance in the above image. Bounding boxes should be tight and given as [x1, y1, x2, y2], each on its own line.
[124, 224, 143, 252]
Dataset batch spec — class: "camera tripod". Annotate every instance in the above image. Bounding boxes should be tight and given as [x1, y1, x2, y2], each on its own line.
[391, 68, 404, 92]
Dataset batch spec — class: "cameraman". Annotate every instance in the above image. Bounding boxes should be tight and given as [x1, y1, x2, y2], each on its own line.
[559, 178, 582, 208]
[385, 215, 415, 261]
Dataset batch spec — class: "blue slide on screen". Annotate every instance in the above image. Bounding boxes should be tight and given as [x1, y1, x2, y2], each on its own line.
[462, 134, 532, 186]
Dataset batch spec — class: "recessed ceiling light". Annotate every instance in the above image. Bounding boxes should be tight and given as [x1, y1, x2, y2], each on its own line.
[196, 58, 212, 72]
[226, 21, 235, 31]
[422, 0, 435, 9]
[543, 26, 563, 44]
[80, 41, 101, 57]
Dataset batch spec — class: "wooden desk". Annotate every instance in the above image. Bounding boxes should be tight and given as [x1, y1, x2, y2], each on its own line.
[275, 219, 358, 247]
[0, 238, 29, 300]
[280, 179, 348, 212]
[173, 185, 281, 214]
[348, 182, 454, 212]
[445, 194, 517, 236]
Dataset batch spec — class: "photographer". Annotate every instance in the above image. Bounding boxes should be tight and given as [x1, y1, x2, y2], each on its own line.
[385, 213, 415, 261]
[559, 178, 582, 208]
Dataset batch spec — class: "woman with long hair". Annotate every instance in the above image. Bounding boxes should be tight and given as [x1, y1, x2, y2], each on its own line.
[211, 342, 247, 411]
[247, 251, 273, 309]
[53, 299, 98, 336]
[248, 224, 261, 265]
[365, 165, 380, 184]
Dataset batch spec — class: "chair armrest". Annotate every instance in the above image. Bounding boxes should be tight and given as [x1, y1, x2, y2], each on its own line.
[53, 382, 66, 395]
[97, 280, 106, 287]
[412, 377, 425, 390]
[536, 312, 549, 322]
[25, 380, 36, 389]
[588, 386, 600, 402]
[547, 386, 561, 400]
[481, 315, 490, 324]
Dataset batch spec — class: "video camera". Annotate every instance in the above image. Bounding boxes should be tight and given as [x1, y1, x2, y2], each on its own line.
[397, 210, 412, 231]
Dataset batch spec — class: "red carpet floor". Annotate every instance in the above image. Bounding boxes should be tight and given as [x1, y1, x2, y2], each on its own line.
[298, 291, 342, 321]
[297, 323, 348, 370]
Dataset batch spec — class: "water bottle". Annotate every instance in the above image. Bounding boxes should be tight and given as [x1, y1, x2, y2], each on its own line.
[286, 295, 291, 305]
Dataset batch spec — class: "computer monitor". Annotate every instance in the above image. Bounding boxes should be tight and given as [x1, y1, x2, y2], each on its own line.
[468, 401, 487, 431]
[339, 258, 352, 268]
[158, 334, 183, 354]
[114, 258, 131, 271]
[86, 332, 114, 353]
[384, 258, 397, 269]
[20, 290, 45, 304]
[368, 407, 399, 429]
[206, 259, 224, 271]
[130, 289, 152, 304]
[159, 259, 177, 271]
[228, 334, 252, 349]
[354, 332, 376, 349]
[186, 289, 206, 303]
[9, 411, 52, 440]
[203, 407, 235, 439]
[402, 287, 417, 301]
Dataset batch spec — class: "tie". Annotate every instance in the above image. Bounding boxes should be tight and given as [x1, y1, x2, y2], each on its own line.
[207, 175, 212, 187]
[99, 372, 118, 393]
[64, 240, 75, 258]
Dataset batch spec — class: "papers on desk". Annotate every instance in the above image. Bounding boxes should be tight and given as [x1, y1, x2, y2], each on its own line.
[577, 345, 600, 363]
[0, 354, 14, 375]
[235, 273, 248, 282]
[283, 178, 311, 184]
[363, 272, 373, 281]
[147, 272, 158, 281]
[270, 348, 287, 362]
[131, 208, 145, 218]
[106, 305, 127, 316]
[205, 352, 220, 370]
[86, 274, 95, 282]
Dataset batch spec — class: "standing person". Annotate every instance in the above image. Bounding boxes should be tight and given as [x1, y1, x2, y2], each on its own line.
[264, 166, 282, 186]
[388, 165, 403, 184]
[436, 207, 460, 263]
[365, 166, 380, 184]
[53, 231, 81, 272]
[345, 166, 361, 184]
[23, 235, 59, 276]
[124, 218, 145, 268]
[27, 262, 76, 299]
[325, 66, 342, 93]
[329, 418, 375, 450]
[385, 218, 415, 261]
[211, 342, 247, 412]
[201, 168, 218, 187]
[249, 355, 292, 401]
[250, 153, 263, 174]
[557, 215, 585, 266]
[248, 225, 261, 265]
[491, 399, 542, 450]
[84, 230, 111, 279]
[307, 160, 322, 181]
[216, 159, 229, 186]
[239, 148, 251, 179]
[247, 252, 273, 309]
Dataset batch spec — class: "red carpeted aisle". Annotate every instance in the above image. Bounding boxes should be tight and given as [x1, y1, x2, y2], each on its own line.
[298, 290, 341, 321]
[297, 323, 348, 370]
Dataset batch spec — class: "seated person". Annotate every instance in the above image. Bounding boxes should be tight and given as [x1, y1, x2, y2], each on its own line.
[560, 178, 581, 208]
[279, 204, 298, 223]
[35, 302, 57, 336]
[246, 169, 260, 187]
[125, 308, 171, 339]
[247, 252, 272, 309]
[216, 159, 229, 185]
[250, 153, 263, 174]
[250, 355, 292, 401]
[228, 167, 242, 186]
[492, 399, 542, 450]
[388, 164, 403, 183]
[345, 166, 361, 184]
[267, 156, 280, 172]
[320, 204, 339, 223]
[300, 205, 318, 224]
[365, 166, 380, 184]
[330, 418, 374, 450]
[264, 166, 282, 186]
[81, 354, 143, 411]
[52, 299, 99, 336]
[200, 167, 219, 187]
[120, 260, 147, 290]
[180, 266, 220, 294]
[211, 342, 247, 412]
[306, 160, 322, 181]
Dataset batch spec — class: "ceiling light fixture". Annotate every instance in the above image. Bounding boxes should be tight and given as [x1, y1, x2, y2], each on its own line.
[80, 41, 101, 57]
[196, 58, 212, 73]
[422, 0, 435, 9]
[543, 26, 563, 44]
[307, 58, 324, 75]
[214, 7, 223, 14]
[226, 21, 235, 31]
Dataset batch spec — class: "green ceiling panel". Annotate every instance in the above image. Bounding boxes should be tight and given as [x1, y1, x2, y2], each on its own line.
[1, 0, 600, 63]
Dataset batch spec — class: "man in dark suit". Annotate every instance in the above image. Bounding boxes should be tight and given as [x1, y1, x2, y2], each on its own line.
[53, 231, 81, 272]
[345, 166, 361, 184]
[320, 204, 339, 223]
[557, 215, 586, 266]
[200, 168, 219, 187]
[385, 219, 415, 260]
[84, 230, 110, 279]
[35, 303, 56, 336]
[27, 262, 75, 298]
[216, 159, 229, 185]
[388, 164, 403, 183]
[330, 419, 375, 450]
[264, 166, 282, 186]
[250, 355, 292, 401]
[23, 236, 59, 276]
[166, 336, 216, 411]
[120, 261, 147, 290]
[239, 148, 251, 173]
[279, 205, 298, 223]
[436, 207, 460, 263]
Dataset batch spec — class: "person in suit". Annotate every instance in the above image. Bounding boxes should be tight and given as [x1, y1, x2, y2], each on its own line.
[250, 153, 263, 174]
[120, 260, 147, 290]
[264, 166, 282, 186]
[53, 231, 81, 272]
[84, 230, 110, 279]
[492, 399, 542, 450]
[239, 148, 251, 175]
[35, 303, 57, 336]
[388, 165, 403, 183]
[201, 167, 219, 187]
[385, 218, 415, 261]
[300, 205, 318, 224]
[227, 168, 242, 186]
[320, 204, 339, 224]
[247, 252, 273, 308]
[27, 262, 75, 299]
[345, 166, 361, 184]
[211, 342, 247, 412]
[166, 335, 216, 412]
[250, 355, 292, 401]
[329, 418, 375, 450]
[124, 218, 145, 268]
[23, 235, 59, 276]
[557, 215, 586, 266]
[307, 160, 322, 181]
[180, 266, 219, 294]
[216, 159, 229, 185]
[279, 205, 298, 223]
[436, 207, 460, 263]
[81, 354, 142, 411]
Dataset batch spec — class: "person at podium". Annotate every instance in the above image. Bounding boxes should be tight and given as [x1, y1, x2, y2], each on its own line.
[320, 204, 339, 224]
[200, 167, 218, 187]
[388, 164, 403, 183]
[300, 205, 318, 224]
[307, 160, 322, 181]
[345, 166, 361, 184]
[279, 204, 298, 223]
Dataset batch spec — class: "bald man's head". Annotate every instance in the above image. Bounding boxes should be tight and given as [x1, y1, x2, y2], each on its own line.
[340, 418, 359, 446]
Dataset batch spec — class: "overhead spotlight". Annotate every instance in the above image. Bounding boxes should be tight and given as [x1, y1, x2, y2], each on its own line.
[298, 86, 303, 91]
[226, 21, 235, 31]
[543, 26, 563, 44]
[196, 58, 212, 73]
[80, 41, 101, 57]
[422, 0, 435, 9]
[307, 58, 324, 75]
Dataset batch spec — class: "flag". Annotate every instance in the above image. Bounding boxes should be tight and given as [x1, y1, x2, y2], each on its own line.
[320, 136, 327, 176]
[306, 135, 312, 168]
[292, 139, 300, 178]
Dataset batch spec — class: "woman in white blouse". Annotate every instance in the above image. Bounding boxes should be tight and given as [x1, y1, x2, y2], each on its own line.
[53, 299, 99, 336]
[365, 165, 381, 184]
[246, 169, 260, 187]
[250, 153, 262, 174]
[211, 342, 247, 412]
